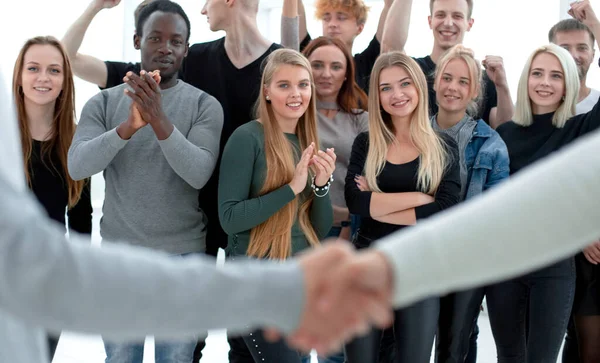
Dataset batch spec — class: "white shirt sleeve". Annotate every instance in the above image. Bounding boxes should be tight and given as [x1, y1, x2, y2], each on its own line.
[375, 130, 600, 308]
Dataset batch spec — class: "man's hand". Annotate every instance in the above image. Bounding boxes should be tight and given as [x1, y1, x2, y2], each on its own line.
[483, 56, 509, 90]
[92, 0, 121, 12]
[267, 242, 394, 355]
[583, 240, 600, 265]
[569, 1, 600, 28]
[124, 70, 174, 140]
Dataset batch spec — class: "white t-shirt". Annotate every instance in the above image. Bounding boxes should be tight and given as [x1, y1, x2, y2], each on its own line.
[576, 88, 600, 115]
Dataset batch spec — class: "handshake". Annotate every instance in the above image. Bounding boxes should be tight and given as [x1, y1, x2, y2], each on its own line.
[268, 241, 395, 355]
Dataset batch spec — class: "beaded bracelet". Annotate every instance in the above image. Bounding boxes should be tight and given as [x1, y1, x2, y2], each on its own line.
[311, 175, 334, 198]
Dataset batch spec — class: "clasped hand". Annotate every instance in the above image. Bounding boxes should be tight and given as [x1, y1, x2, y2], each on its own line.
[264, 241, 395, 355]
[289, 143, 337, 195]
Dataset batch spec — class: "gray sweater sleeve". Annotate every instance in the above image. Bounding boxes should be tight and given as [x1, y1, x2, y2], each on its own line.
[281, 16, 300, 51]
[158, 94, 224, 189]
[68, 92, 128, 180]
[0, 172, 304, 339]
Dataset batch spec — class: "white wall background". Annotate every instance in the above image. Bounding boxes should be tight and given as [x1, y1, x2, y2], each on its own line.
[2, 0, 599, 207]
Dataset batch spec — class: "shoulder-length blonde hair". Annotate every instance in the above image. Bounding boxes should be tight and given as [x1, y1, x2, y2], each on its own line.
[434, 44, 482, 117]
[13, 36, 85, 208]
[248, 48, 321, 260]
[514, 44, 579, 128]
[365, 51, 449, 195]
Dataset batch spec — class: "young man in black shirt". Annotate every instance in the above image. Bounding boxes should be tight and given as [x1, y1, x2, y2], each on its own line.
[382, 0, 514, 129]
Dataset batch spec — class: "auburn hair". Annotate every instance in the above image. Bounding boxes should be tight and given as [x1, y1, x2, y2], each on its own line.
[302, 36, 368, 112]
[248, 49, 321, 260]
[13, 36, 85, 207]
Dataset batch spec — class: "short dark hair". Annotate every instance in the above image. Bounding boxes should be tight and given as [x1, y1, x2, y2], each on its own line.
[548, 18, 595, 46]
[136, 0, 191, 42]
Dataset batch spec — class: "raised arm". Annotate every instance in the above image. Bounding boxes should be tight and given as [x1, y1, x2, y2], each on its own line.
[62, 0, 122, 88]
[380, 0, 412, 52]
[483, 56, 514, 128]
[281, 0, 301, 50]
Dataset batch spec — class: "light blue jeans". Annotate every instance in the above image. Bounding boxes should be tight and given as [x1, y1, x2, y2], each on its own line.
[103, 339, 196, 363]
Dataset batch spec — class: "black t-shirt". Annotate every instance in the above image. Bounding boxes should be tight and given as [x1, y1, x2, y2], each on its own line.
[183, 38, 283, 254]
[413, 55, 498, 124]
[30, 140, 92, 236]
[497, 97, 600, 175]
[345, 132, 461, 241]
[300, 34, 381, 93]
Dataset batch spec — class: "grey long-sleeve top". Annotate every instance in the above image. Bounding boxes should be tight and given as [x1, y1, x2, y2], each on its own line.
[68, 80, 223, 254]
[0, 71, 303, 363]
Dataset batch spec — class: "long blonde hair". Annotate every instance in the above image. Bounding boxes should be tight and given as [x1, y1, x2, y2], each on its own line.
[13, 36, 85, 208]
[248, 49, 321, 260]
[365, 52, 449, 195]
[514, 44, 579, 128]
[434, 44, 482, 117]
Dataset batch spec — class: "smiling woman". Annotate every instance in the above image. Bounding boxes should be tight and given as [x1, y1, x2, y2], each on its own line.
[11, 36, 92, 361]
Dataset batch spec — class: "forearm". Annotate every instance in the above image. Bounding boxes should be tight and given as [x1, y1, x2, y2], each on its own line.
[0, 179, 304, 338]
[157, 127, 218, 189]
[298, 0, 308, 42]
[61, 2, 108, 87]
[380, 0, 411, 51]
[68, 128, 128, 180]
[490, 86, 514, 129]
[310, 193, 334, 239]
[373, 209, 416, 225]
[376, 129, 600, 309]
[370, 192, 430, 218]
[219, 185, 297, 235]
[281, 16, 300, 51]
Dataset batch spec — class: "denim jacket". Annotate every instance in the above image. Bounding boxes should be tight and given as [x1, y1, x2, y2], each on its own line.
[464, 119, 510, 200]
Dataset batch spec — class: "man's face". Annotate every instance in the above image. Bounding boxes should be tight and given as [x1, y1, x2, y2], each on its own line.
[321, 8, 364, 47]
[428, 0, 474, 50]
[201, 0, 229, 32]
[135, 11, 189, 82]
[553, 30, 595, 80]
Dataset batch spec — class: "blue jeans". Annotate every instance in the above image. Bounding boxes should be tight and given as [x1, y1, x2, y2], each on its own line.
[103, 339, 196, 363]
[487, 258, 575, 363]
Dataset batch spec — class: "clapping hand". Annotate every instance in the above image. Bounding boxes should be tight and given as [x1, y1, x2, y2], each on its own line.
[310, 148, 337, 187]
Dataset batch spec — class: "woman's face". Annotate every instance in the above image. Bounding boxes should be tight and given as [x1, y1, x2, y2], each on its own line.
[20, 44, 64, 107]
[436, 58, 474, 113]
[265, 64, 312, 124]
[378, 66, 419, 120]
[528, 52, 565, 114]
[308, 44, 347, 101]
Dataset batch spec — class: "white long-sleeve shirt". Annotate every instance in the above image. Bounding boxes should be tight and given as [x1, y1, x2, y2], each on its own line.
[376, 128, 600, 308]
[0, 71, 304, 363]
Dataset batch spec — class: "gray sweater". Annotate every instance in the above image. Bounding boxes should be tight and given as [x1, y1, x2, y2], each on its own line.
[0, 70, 303, 363]
[68, 81, 223, 254]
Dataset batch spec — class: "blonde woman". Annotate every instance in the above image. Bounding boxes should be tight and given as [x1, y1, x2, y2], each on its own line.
[430, 45, 510, 363]
[344, 51, 461, 362]
[218, 48, 335, 362]
[488, 39, 600, 361]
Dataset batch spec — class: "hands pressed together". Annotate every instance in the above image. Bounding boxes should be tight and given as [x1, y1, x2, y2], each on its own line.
[289, 142, 337, 196]
[265, 241, 395, 356]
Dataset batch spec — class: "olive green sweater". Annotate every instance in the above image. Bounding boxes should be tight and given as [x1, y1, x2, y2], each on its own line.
[218, 121, 333, 257]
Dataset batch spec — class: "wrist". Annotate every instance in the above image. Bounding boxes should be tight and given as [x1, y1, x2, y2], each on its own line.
[117, 123, 135, 140]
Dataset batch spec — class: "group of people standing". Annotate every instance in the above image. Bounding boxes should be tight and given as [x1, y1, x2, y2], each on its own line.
[11, 0, 600, 363]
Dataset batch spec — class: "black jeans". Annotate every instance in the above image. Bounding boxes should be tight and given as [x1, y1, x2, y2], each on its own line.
[47, 334, 59, 361]
[436, 288, 485, 363]
[242, 329, 307, 362]
[487, 258, 575, 363]
[345, 297, 439, 363]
